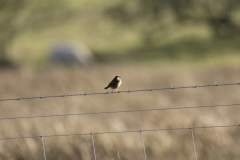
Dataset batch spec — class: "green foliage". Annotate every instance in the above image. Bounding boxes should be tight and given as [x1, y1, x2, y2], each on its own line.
[0, 0, 26, 65]
[0, 0, 72, 66]
[1, 0, 240, 67]
[105, 0, 240, 43]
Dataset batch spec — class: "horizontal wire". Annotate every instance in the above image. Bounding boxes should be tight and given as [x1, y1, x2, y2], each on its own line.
[0, 124, 239, 141]
[0, 82, 239, 102]
[0, 103, 240, 121]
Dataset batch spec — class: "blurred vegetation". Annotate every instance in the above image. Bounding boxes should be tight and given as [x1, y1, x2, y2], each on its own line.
[0, 0, 240, 67]
[105, 0, 240, 45]
[0, 0, 73, 67]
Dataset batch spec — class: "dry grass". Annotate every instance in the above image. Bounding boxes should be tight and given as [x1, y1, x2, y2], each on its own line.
[0, 65, 240, 160]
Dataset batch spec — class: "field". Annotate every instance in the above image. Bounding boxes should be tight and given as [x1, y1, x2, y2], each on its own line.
[0, 64, 240, 159]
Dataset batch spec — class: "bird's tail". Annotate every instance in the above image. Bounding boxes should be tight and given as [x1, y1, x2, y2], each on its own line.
[104, 86, 109, 89]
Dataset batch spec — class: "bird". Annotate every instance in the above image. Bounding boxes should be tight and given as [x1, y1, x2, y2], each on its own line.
[104, 75, 122, 93]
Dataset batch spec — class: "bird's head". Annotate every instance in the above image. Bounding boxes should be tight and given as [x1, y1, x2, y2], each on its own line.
[115, 75, 121, 81]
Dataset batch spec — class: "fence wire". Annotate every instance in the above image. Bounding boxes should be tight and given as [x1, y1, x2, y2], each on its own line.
[0, 124, 239, 141]
[0, 82, 239, 159]
[91, 133, 97, 160]
[41, 136, 47, 160]
[140, 130, 147, 160]
[191, 128, 198, 160]
[0, 103, 239, 121]
[0, 82, 239, 102]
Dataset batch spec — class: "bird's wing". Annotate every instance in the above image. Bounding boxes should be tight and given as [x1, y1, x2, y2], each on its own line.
[107, 80, 117, 87]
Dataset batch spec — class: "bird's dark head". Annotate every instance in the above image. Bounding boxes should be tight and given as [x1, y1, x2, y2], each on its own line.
[115, 75, 121, 81]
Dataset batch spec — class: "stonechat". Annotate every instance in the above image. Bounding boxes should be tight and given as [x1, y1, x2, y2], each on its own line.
[104, 75, 122, 92]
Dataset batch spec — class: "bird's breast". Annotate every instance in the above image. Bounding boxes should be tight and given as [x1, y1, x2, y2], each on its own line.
[117, 81, 122, 87]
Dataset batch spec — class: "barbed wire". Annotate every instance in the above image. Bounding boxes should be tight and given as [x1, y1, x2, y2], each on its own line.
[0, 82, 239, 102]
[0, 103, 239, 121]
[0, 123, 239, 141]
[0, 82, 238, 159]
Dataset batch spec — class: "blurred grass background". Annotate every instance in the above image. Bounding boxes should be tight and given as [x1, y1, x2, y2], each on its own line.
[0, 0, 240, 159]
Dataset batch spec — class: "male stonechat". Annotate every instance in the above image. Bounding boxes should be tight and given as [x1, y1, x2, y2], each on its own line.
[104, 75, 122, 92]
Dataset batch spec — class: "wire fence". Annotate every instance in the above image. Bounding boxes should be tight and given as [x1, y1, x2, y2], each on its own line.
[1, 124, 239, 141]
[41, 136, 47, 160]
[0, 82, 239, 102]
[1, 124, 239, 159]
[0, 82, 240, 159]
[0, 103, 239, 121]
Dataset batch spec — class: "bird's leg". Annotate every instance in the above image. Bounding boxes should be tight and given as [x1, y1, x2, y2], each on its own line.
[112, 89, 113, 94]
[105, 89, 108, 94]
